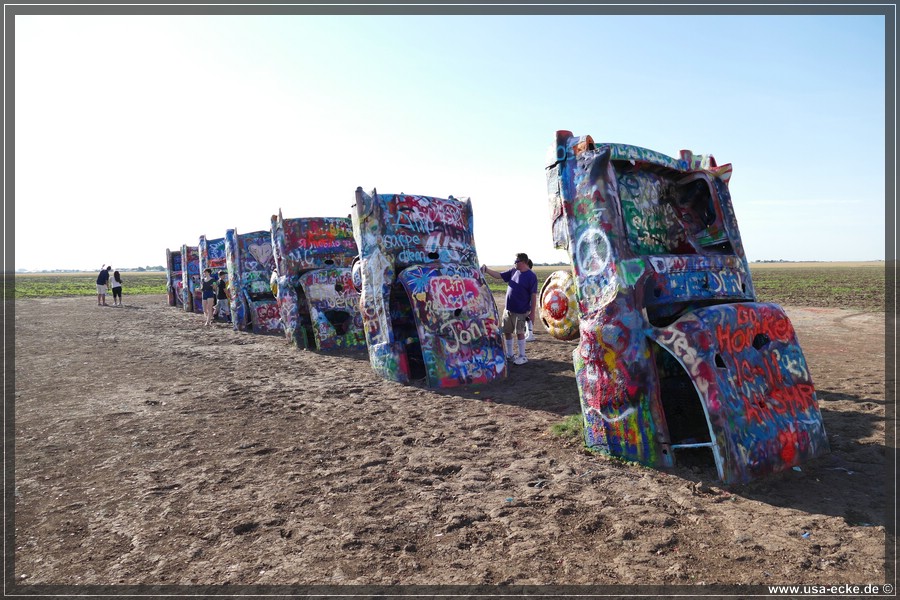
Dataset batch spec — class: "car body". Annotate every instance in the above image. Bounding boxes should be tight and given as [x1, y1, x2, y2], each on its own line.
[180, 244, 201, 313]
[545, 130, 829, 483]
[352, 188, 506, 388]
[165, 248, 184, 308]
[270, 211, 365, 351]
[224, 228, 282, 333]
[199, 235, 230, 321]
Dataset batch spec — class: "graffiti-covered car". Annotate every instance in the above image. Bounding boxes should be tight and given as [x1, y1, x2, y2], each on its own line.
[180, 244, 201, 314]
[225, 228, 282, 333]
[270, 211, 365, 351]
[165, 247, 184, 308]
[352, 188, 507, 387]
[199, 234, 230, 321]
[545, 130, 829, 483]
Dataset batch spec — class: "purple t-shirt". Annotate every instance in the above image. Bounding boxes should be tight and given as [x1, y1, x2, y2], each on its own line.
[501, 268, 538, 314]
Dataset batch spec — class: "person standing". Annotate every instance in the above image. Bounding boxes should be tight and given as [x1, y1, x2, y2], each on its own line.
[110, 270, 123, 307]
[201, 268, 217, 326]
[215, 271, 229, 321]
[482, 252, 538, 365]
[96, 265, 112, 306]
[525, 259, 536, 341]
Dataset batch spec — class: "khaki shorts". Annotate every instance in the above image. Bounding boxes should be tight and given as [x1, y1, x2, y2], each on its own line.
[97, 284, 108, 294]
[502, 310, 528, 335]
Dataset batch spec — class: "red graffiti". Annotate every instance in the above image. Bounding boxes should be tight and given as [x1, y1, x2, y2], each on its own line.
[431, 277, 479, 310]
[717, 307, 796, 356]
[256, 304, 279, 320]
[770, 383, 816, 413]
[544, 289, 569, 320]
[760, 311, 795, 343]
[741, 390, 771, 425]
[715, 323, 749, 354]
[779, 429, 798, 463]
[761, 352, 785, 387]
[735, 303, 760, 328]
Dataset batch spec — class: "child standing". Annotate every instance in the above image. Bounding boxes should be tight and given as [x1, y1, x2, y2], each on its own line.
[215, 271, 230, 322]
[111, 271, 123, 307]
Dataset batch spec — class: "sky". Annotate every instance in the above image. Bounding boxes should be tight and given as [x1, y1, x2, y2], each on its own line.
[12, 11, 888, 271]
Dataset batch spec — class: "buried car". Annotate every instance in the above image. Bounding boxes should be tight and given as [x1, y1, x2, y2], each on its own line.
[544, 130, 828, 484]
[352, 188, 506, 387]
[270, 211, 365, 351]
[180, 244, 201, 314]
[199, 234, 230, 321]
[225, 228, 282, 333]
[165, 248, 184, 308]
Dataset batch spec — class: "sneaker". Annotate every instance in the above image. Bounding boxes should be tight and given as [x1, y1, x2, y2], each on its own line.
[525, 332, 536, 342]
[513, 355, 528, 365]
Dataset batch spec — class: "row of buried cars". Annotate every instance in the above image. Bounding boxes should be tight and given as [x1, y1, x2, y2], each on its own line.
[164, 131, 830, 484]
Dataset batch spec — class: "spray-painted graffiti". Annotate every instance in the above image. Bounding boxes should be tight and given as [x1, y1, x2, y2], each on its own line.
[165, 248, 184, 308]
[199, 235, 230, 321]
[546, 130, 828, 483]
[353, 188, 506, 387]
[180, 245, 201, 314]
[652, 302, 826, 481]
[199, 235, 228, 273]
[270, 211, 365, 351]
[539, 269, 580, 340]
[224, 228, 282, 333]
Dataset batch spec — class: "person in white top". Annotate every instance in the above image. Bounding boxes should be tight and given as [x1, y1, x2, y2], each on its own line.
[524, 259, 536, 341]
[110, 270, 123, 306]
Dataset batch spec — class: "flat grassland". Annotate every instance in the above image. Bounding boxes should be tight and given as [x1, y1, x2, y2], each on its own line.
[15, 262, 886, 312]
[14, 271, 169, 298]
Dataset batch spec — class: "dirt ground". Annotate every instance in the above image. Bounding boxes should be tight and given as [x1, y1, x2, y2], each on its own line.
[11, 292, 890, 591]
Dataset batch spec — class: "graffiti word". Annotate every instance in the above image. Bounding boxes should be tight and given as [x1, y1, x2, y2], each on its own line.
[430, 277, 480, 310]
[394, 196, 465, 235]
[381, 232, 422, 250]
[439, 318, 497, 354]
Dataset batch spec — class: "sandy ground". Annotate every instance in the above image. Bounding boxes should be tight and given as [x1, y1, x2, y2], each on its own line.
[11, 293, 890, 591]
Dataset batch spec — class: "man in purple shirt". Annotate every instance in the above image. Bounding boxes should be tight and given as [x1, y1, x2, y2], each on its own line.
[482, 253, 538, 365]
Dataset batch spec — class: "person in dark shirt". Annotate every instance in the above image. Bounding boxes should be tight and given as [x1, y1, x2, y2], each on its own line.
[214, 271, 229, 321]
[482, 252, 538, 365]
[96, 265, 112, 306]
[201, 268, 218, 326]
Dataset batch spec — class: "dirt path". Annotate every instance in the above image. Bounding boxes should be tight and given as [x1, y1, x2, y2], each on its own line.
[12, 294, 888, 588]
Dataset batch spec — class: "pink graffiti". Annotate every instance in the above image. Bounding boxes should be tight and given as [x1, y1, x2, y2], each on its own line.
[430, 277, 480, 310]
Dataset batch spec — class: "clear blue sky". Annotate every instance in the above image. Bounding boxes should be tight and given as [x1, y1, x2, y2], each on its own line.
[14, 13, 887, 270]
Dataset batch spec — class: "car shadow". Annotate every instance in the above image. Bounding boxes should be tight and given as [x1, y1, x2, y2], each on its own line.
[422, 356, 581, 416]
[440, 374, 887, 527]
[656, 391, 888, 527]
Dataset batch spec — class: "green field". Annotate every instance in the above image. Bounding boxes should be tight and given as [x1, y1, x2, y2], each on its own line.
[14, 272, 168, 298]
[14, 262, 886, 311]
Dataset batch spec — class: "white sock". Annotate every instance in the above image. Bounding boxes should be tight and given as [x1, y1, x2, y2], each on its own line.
[505, 339, 514, 356]
[518, 338, 526, 358]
